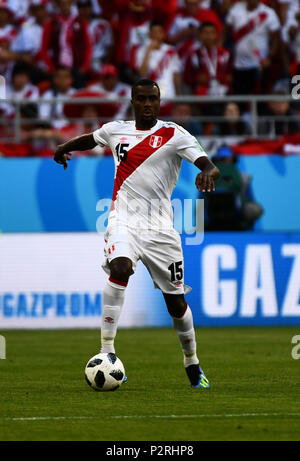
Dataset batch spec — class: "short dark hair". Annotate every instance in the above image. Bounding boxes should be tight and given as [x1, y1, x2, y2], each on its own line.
[54, 66, 73, 75]
[150, 20, 164, 29]
[131, 78, 160, 99]
[198, 21, 217, 32]
[11, 62, 31, 79]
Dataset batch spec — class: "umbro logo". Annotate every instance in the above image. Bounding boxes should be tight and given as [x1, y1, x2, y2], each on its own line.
[184, 339, 193, 344]
[104, 317, 114, 324]
[174, 281, 183, 287]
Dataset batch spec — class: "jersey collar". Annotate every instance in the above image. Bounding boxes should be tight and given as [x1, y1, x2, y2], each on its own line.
[135, 120, 160, 132]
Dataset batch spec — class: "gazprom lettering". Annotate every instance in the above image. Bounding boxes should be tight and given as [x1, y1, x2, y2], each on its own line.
[202, 245, 237, 317]
[0, 293, 101, 317]
[202, 243, 300, 318]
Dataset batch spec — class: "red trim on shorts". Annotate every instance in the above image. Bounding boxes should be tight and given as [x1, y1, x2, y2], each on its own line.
[109, 276, 128, 287]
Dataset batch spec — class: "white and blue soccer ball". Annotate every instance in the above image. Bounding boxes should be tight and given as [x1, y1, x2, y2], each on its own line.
[85, 353, 125, 391]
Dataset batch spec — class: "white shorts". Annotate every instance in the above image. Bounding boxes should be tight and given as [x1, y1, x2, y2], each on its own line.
[102, 222, 191, 295]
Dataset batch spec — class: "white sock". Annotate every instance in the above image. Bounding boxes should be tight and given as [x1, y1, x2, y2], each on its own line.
[100, 278, 126, 354]
[172, 304, 199, 368]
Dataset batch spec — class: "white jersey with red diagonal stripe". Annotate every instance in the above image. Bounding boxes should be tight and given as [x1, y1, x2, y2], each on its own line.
[93, 119, 207, 231]
[226, 1, 280, 69]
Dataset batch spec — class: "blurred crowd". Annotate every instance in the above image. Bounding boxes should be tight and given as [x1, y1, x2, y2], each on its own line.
[1, 0, 300, 156]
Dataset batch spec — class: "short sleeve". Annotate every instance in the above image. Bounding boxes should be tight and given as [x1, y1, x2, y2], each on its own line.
[175, 125, 208, 163]
[267, 9, 280, 32]
[226, 5, 236, 27]
[93, 123, 110, 147]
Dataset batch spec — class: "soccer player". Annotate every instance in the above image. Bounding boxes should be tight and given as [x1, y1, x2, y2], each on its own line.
[54, 79, 220, 388]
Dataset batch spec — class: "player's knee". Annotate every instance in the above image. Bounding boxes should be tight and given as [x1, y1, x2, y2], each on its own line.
[164, 294, 187, 318]
[109, 257, 133, 283]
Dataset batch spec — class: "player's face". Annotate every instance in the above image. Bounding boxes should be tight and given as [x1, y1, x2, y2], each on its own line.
[199, 26, 217, 47]
[131, 85, 160, 129]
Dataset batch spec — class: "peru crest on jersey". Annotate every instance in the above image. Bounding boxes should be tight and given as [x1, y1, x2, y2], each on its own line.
[149, 135, 163, 148]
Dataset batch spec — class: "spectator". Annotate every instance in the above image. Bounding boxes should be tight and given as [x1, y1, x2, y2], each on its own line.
[39, 66, 76, 129]
[184, 21, 232, 96]
[40, 0, 92, 88]
[77, 0, 114, 74]
[258, 82, 300, 136]
[7, 0, 31, 25]
[213, 102, 252, 136]
[131, 21, 181, 114]
[88, 63, 131, 119]
[167, 0, 223, 65]
[225, 0, 281, 95]
[282, 7, 300, 75]
[0, 1, 16, 44]
[203, 144, 263, 230]
[0, 0, 18, 80]
[272, 0, 298, 26]
[12, 0, 49, 82]
[171, 103, 203, 136]
[115, 0, 152, 82]
[0, 36, 16, 85]
[2, 62, 39, 118]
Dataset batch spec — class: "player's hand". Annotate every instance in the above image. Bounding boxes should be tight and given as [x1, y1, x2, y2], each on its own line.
[54, 145, 72, 170]
[195, 172, 216, 193]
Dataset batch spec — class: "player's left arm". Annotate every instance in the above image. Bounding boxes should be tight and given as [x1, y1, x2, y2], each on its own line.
[194, 156, 220, 193]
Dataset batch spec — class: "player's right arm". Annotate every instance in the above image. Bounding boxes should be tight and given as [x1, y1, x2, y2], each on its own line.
[53, 133, 97, 170]
[194, 156, 220, 193]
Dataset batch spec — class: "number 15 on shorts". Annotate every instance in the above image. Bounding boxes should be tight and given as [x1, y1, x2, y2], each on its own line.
[168, 261, 183, 282]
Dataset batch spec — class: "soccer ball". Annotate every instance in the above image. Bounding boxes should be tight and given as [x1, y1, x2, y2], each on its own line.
[85, 353, 125, 391]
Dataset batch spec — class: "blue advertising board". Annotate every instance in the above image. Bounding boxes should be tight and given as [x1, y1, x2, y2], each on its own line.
[182, 232, 300, 326]
[1, 155, 300, 232]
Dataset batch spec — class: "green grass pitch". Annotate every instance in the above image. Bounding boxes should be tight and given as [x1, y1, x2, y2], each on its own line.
[0, 327, 299, 441]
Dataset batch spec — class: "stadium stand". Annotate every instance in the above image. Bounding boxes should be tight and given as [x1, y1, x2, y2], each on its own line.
[0, 0, 300, 157]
